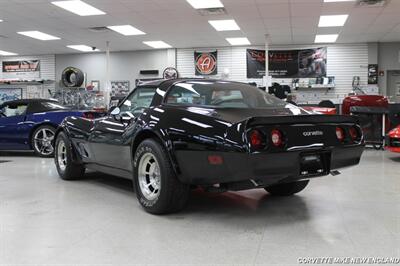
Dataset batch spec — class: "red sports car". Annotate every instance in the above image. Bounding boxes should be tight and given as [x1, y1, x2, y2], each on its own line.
[387, 126, 400, 153]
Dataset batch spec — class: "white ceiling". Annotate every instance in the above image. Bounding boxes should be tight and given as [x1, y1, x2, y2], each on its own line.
[0, 0, 399, 55]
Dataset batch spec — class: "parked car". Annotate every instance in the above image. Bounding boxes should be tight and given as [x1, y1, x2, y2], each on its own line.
[0, 99, 98, 157]
[387, 126, 400, 153]
[54, 79, 365, 214]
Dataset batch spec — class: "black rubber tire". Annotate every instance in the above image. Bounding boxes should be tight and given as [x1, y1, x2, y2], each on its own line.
[54, 132, 85, 180]
[61, 67, 84, 87]
[31, 125, 56, 158]
[133, 139, 190, 214]
[264, 180, 309, 196]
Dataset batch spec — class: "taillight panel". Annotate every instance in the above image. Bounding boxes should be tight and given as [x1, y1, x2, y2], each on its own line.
[247, 123, 362, 152]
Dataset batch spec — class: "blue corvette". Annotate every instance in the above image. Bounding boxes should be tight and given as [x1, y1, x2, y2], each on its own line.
[0, 99, 95, 157]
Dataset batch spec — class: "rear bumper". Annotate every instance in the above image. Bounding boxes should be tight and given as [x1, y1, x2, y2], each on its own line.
[175, 145, 364, 186]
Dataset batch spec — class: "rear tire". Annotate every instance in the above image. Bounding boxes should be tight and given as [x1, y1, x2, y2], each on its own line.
[133, 139, 190, 214]
[264, 180, 309, 196]
[54, 132, 85, 180]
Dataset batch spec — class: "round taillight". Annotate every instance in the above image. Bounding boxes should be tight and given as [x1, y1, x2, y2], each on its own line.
[349, 127, 359, 141]
[336, 127, 345, 142]
[249, 129, 264, 150]
[271, 129, 283, 147]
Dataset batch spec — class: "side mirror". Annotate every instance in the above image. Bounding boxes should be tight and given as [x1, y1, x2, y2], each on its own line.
[110, 106, 121, 116]
[109, 106, 117, 114]
[110, 107, 121, 120]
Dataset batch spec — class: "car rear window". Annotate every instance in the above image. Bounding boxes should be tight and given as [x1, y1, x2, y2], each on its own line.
[165, 81, 287, 108]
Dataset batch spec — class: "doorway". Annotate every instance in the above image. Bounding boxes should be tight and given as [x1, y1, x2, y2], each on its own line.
[387, 70, 400, 97]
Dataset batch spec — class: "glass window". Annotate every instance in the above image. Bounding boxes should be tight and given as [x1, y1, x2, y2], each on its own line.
[0, 104, 28, 117]
[165, 81, 287, 108]
[120, 87, 157, 115]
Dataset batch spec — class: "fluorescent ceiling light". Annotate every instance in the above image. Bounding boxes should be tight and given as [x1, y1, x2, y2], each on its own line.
[107, 25, 145, 36]
[226, 37, 250, 46]
[143, 41, 172, 49]
[315, 34, 339, 43]
[18, 31, 60, 41]
[51, 0, 105, 16]
[0, 50, 18, 56]
[186, 0, 223, 9]
[319, 15, 348, 27]
[0, 19, 3, 22]
[67, 45, 99, 52]
[324, 0, 355, 2]
[208, 20, 240, 31]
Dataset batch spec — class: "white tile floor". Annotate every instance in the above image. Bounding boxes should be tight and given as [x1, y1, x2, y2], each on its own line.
[0, 150, 399, 265]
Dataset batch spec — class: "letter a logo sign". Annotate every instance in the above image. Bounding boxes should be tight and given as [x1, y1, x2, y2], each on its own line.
[195, 51, 217, 76]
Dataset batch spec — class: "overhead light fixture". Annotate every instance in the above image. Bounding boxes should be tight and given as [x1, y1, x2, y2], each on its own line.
[0, 19, 3, 22]
[67, 45, 99, 52]
[51, 0, 106, 16]
[319, 15, 348, 27]
[143, 41, 172, 49]
[0, 50, 18, 56]
[324, 0, 354, 2]
[186, 0, 223, 9]
[107, 25, 145, 36]
[226, 37, 250, 46]
[315, 34, 339, 43]
[208, 20, 240, 31]
[17, 31, 60, 41]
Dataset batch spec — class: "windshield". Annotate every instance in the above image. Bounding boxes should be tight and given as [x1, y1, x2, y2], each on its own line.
[165, 81, 287, 108]
[41, 101, 68, 110]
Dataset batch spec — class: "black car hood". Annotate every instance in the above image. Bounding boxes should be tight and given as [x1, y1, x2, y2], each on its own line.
[171, 105, 311, 124]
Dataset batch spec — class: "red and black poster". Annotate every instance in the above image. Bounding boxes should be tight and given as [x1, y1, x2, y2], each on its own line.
[2, 60, 41, 79]
[246, 47, 327, 78]
[2, 60, 40, 73]
[194, 51, 217, 76]
[246, 49, 266, 78]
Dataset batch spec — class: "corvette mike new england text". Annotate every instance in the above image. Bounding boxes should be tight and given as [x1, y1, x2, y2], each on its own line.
[297, 257, 400, 264]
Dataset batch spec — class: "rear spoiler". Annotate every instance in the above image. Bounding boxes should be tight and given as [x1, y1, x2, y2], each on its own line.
[246, 115, 359, 127]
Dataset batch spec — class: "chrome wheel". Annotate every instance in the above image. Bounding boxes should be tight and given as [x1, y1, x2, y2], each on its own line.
[57, 139, 67, 171]
[138, 152, 161, 201]
[34, 128, 55, 156]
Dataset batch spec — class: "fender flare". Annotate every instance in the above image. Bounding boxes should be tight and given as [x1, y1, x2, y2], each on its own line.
[53, 124, 83, 164]
[130, 128, 182, 179]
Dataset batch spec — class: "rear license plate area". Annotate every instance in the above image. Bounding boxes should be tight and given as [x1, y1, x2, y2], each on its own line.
[299, 152, 330, 177]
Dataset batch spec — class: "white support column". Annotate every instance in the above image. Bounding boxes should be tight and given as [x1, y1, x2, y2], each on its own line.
[264, 34, 271, 87]
[104, 41, 111, 108]
[265, 34, 269, 77]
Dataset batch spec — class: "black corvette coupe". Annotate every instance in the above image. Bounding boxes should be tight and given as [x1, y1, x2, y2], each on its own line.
[54, 79, 364, 214]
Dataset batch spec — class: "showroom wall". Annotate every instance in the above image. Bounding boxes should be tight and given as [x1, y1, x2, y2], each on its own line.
[177, 43, 372, 104]
[55, 49, 176, 91]
[378, 42, 400, 96]
[0, 54, 56, 99]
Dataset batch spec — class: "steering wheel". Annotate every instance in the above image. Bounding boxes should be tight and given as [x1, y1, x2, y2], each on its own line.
[211, 98, 249, 107]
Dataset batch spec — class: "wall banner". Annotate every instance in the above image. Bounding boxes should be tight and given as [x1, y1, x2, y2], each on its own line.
[2, 60, 41, 79]
[194, 51, 217, 76]
[246, 47, 327, 78]
[0, 88, 23, 105]
[246, 49, 266, 78]
[269, 47, 327, 78]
